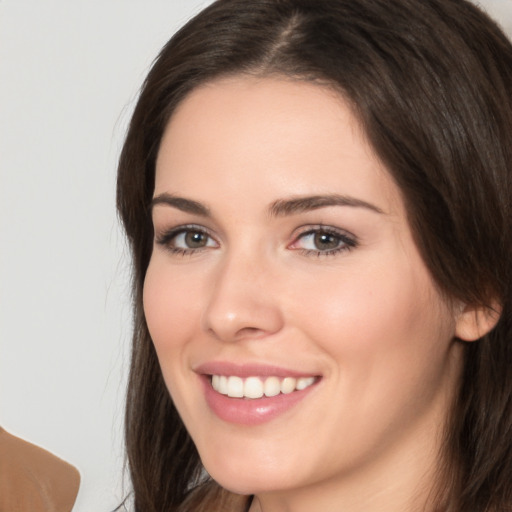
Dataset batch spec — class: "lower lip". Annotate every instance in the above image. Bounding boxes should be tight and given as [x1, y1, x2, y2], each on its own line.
[201, 376, 318, 425]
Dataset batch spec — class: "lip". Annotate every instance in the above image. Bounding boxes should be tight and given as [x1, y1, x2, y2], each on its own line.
[195, 361, 317, 379]
[195, 361, 320, 425]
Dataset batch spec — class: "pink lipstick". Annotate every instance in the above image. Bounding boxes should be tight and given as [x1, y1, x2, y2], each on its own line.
[196, 362, 320, 425]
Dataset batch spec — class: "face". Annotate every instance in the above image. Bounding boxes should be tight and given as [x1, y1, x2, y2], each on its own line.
[144, 76, 463, 504]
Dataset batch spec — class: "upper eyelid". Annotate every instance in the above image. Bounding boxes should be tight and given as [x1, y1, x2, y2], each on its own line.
[155, 224, 218, 243]
[155, 223, 214, 235]
[291, 224, 357, 239]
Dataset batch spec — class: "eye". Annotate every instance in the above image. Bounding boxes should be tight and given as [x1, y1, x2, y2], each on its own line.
[289, 226, 357, 256]
[174, 230, 213, 249]
[155, 225, 218, 254]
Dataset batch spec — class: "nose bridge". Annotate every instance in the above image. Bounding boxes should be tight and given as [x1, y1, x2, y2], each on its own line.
[202, 245, 283, 342]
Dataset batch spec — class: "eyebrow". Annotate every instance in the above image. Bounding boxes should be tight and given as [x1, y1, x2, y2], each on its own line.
[268, 194, 385, 217]
[150, 192, 384, 217]
[151, 193, 211, 216]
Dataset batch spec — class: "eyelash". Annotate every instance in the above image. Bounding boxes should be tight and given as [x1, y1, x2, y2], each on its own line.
[290, 225, 358, 257]
[155, 224, 218, 256]
[154, 224, 358, 257]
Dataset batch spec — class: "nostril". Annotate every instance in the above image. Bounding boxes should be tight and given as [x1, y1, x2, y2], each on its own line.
[240, 327, 262, 334]
[207, 325, 266, 341]
[235, 326, 267, 340]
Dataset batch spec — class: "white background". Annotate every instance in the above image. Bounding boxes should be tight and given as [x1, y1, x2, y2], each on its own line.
[0, 1, 510, 511]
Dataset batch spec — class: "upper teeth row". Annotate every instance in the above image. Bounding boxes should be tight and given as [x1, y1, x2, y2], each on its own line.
[211, 375, 315, 399]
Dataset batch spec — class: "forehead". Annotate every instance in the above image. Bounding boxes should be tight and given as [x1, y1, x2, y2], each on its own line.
[155, 76, 403, 216]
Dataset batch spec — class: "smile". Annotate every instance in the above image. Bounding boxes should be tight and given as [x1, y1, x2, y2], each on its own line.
[196, 362, 321, 424]
[211, 375, 317, 399]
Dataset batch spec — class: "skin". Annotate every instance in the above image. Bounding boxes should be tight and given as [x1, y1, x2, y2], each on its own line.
[143, 76, 469, 512]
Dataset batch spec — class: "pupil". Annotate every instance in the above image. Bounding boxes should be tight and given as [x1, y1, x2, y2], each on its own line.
[185, 231, 206, 248]
[314, 232, 338, 250]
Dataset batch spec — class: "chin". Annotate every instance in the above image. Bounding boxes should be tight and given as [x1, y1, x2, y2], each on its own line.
[209, 473, 283, 497]
[202, 454, 296, 496]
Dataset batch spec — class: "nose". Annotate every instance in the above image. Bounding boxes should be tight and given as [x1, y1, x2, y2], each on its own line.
[201, 252, 284, 343]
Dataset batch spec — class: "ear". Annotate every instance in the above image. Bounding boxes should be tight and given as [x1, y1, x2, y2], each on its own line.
[455, 302, 502, 342]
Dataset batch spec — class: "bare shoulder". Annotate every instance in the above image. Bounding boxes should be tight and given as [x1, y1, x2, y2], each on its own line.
[0, 427, 80, 512]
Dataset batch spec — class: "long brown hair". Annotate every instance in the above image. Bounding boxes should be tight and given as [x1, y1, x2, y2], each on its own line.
[117, 1, 512, 510]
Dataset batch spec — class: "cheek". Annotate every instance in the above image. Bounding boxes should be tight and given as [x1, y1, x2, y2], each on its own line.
[143, 258, 201, 358]
[142, 259, 208, 420]
[293, 262, 459, 452]
[294, 257, 456, 377]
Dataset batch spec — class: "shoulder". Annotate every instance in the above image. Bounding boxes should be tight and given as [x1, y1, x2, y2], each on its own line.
[0, 427, 80, 512]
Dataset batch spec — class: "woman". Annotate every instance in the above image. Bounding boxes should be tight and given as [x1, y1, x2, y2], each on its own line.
[116, 0, 512, 510]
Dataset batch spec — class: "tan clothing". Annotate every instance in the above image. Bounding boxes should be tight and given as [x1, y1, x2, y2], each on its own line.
[0, 427, 80, 512]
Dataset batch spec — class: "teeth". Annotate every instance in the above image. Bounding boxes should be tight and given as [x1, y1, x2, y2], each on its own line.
[264, 376, 281, 397]
[244, 377, 264, 399]
[218, 375, 228, 395]
[227, 376, 244, 398]
[211, 374, 316, 399]
[281, 377, 296, 394]
[296, 377, 315, 390]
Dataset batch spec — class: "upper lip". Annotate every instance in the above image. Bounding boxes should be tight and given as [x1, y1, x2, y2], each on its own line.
[194, 361, 319, 379]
